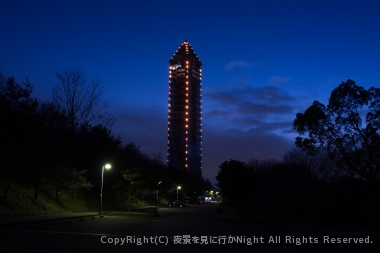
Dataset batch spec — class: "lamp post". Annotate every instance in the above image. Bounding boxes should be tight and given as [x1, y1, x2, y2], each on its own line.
[99, 163, 111, 215]
[177, 186, 181, 200]
[156, 181, 162, 216]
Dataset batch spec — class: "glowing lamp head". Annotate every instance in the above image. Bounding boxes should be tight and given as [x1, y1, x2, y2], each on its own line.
[104, 164, 112, 170]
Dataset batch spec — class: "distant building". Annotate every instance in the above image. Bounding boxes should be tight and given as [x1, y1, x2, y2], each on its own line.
[167, 40, 202, 176]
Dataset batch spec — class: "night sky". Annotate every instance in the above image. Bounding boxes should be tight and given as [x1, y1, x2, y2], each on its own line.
[1, 0, 379, 184]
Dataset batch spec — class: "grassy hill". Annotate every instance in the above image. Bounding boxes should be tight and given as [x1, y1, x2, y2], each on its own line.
[0, 182, 97, 217]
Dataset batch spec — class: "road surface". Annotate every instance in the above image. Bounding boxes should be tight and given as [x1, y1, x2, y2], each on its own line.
[0, 203, 378, 252]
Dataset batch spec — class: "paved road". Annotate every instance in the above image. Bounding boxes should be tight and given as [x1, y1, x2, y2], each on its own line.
[0, 203, 378, 252]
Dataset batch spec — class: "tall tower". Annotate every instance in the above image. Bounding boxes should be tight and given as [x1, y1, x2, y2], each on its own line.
[167, 40, 202, 176]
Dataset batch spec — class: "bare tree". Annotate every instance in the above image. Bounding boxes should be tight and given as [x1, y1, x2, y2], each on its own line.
[283, 148, 336, 181]
[52, 69, 113, 131]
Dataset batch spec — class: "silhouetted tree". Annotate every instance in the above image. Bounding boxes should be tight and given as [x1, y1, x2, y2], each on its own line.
[32, 102, 81, 200]
[46, 167, 92, 202]
[282, 149, 336, 227]
[216, 159, 254, 205]
[0, 75, 38, 114]
[294, 79, 380, 230]
[0, 75, 38, 198]
[294, 80, 380, 183]
[283, 148, 335, 183]
[52, 69, 113, 132]
[120, 168, 150, 210]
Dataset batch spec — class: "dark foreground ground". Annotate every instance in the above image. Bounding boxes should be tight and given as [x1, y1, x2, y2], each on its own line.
[0, 202, 379, 253]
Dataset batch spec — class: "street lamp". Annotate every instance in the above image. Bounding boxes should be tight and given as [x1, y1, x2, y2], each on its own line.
[99, 163, 111, 215]
[177, 186, 181, 200]
[156, 181, 162, 216]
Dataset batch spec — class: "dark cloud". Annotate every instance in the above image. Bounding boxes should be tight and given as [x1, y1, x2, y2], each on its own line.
[239, 101, 293, 115]
[205, 91, 241, 105]
[202, 126, 294, 183]
[205, 108, 237, 119]
[225, 60, 251, 71]
[232, 116, 265, 128]
[234, 118, 294, 133]
[200, 83, 299, 183]
[205, 85, 295, 105]
[204, 85, 297, 133]
[269, 76, 291, 86]
[246, 86, 294, 104]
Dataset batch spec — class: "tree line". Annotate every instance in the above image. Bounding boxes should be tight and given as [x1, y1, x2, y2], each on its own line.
[216, 80, 380, 231]
[0, 70, 211, 211]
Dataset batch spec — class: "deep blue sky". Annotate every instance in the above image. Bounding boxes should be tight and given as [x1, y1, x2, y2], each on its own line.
[1, 0, 380, 183]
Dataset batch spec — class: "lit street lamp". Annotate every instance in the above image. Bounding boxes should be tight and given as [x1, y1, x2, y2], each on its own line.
[99, 163, 111, 215]
[156, 181, 162, 216]
[177, 186, 181, 200]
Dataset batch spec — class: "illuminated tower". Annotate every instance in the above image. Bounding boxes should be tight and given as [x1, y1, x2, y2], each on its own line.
[167, 40, 202, 176]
